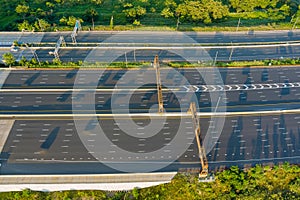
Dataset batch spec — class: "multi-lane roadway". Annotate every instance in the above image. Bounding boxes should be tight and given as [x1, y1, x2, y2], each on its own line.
[0, 66, 300, 174]
[1, 30, 300, 176]
[1, 67, 300, 114]
[1, 31, 300, 45]
[1, 44, 300, 63]
[2, 31, 300, 63]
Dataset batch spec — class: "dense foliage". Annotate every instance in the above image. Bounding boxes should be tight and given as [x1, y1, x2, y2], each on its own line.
[0, 163, 299, 199]
[0, 0, 299, 31]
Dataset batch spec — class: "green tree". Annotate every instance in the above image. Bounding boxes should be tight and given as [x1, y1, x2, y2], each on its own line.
[59, 16, 68, 25]
[229, 0, 279, 12]
[132, 187, 140, 199]
[121, 0, 149, 23]
[84, 8, 99, 30]
[17, 20, 34, 31]
[2, 52, 16, 67]
[268, 4, 290, 20]
[161, 0, 182, 29]
[34, 19, 51, 31]
[46, 2, 55, 8]
[52, 58, 62, 65]
[15, 4, 29, 20]
[161, 0, 179, 18]
[60, 16, 83, 27]
[67, 16, 78, 26]
[91, 0, 103, 5]
[19, 56, 27, 67]
[176, 0, 229, 24]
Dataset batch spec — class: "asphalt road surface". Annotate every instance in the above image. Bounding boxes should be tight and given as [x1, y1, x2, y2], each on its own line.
[10, 45, 300, 62]
[0, 88, 299, 114]
[1, 31, 300, 45]
[1, 67, 300, 114]
[2, 31, 300, 63]
[1, 112, 299, 174]
[2, 67, 299, 88]
[1, 67, 300, 174]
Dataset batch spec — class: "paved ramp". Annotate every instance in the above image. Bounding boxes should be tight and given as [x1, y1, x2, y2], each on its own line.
[0, 120, 14, 152]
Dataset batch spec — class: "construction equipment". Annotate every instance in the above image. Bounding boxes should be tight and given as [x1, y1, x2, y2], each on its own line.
[49, 36, 66, 61]
[71, 20, 82, 44]
[153, 55, 164, 113]
[188, 102, 208, 178]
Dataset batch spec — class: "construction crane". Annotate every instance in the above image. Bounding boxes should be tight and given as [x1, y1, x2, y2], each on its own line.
[71, 20, 82, 44]
[153, 55, 164, 113]
[49, 36, 66, 61]
[188, 102, 208, 178]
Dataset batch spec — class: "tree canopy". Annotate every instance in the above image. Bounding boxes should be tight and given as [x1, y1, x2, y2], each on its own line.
[0, 163, 298, 199]
[2, 53, 16, 67]
[0, 0, 299, 30]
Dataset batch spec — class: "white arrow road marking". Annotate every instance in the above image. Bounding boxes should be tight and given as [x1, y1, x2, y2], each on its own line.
[181, 81, 300, 93]
[202, 86, 208, 92]
[258, 84, 264, 89]
[210, 86, 217, 91]
[267, 84, 272, 89]
[225, 85, 232, 90]
[275, 84, 280, 88]
[193, 86, 199, 92]
[183, 86, 190, 92]
[217, 85, 223, 91]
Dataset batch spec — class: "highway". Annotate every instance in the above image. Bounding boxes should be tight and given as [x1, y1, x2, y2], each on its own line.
[0, 88, 299, 114]
[2, 67, 299, 88]
[1, 30, 300, 45]
[0, 66, 300, 174]
[1, 30, 300, 175]
[0, 68, 300, 114]
[2, 31, 300, 63]
[1, 44, 300, 63]
[1, 113, 299, 174]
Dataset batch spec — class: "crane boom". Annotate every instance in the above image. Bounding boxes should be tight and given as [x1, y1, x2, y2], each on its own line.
[153, 55, 164, 113]
[188, 102, 208, 178]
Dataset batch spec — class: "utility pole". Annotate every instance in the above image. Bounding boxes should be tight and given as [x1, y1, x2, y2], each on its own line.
[188, 102, 208, 178]
[153, 55, 164, 113]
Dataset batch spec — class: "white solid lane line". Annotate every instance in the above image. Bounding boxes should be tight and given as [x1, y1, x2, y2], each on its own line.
[2, 108, 300, 119]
